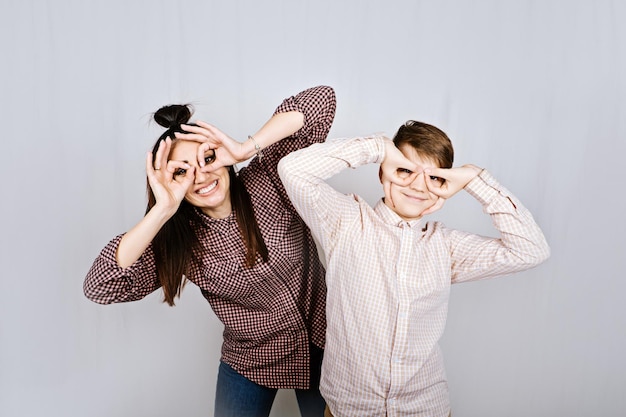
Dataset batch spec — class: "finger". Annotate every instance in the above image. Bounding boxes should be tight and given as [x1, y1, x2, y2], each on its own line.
[423, 170, 448, 197]
[174, 131, 212, 143]
[424, 167, 447, 178]
[153, 138, 170, 171]
[196, 142, 211, 167]
[199, 146, 229, 172]
[146, 150, 167, 192]
[189, 122, 228, 143]
[180, 165, 196, 189]
[199, 160, 226, 173]
[423, 171, 434, 193]
[180, 122, 223, 141]
[424, 167, 452, 185]
[384, 169, 417, 187]
[146, 151, 156, 177]
[393, 171, 418, 187]
[165, 160, 191, 175]
[193, 120, 216, 131]
[178, 123, 210, 135]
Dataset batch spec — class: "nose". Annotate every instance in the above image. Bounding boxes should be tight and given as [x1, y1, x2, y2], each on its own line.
[408, 171, 427, 191]
[194, 168, 210, 184]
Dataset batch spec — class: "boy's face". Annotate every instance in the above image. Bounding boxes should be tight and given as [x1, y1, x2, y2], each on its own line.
[383, 144, 441, 221]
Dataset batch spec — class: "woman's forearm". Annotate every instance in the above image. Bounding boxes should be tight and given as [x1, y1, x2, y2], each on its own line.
[115, 206, 172, 268]
[243, 111, 305, 159]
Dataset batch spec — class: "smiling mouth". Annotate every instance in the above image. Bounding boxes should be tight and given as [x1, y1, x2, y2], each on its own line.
[404, 193, 426, 202]
[197, 180, 218, 195]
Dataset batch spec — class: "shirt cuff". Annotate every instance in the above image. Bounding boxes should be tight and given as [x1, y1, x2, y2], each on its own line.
[464, 170, 512, 208]
[326, 134, 387, 167]
[368, 134, 387, 165]
[98, 234, 147, 282]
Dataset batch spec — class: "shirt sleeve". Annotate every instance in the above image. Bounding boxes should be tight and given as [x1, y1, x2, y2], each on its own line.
[278, 135, 386, 253]
[265, 85, 336, 166]
[245, 86, 336, 203]
[83, 234, 162, 304]
[445, 170, 551, 283]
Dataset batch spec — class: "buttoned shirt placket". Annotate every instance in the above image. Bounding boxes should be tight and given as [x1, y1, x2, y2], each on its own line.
[387, 220, 415, 415]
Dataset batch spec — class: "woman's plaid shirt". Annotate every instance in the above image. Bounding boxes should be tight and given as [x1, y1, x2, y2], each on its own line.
[84, 86, 336, 389]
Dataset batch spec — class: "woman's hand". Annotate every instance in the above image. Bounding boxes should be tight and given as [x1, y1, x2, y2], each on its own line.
[175, 121, 248, 171]
[146, 138, 195, 216]
[115, 138, 194, 268]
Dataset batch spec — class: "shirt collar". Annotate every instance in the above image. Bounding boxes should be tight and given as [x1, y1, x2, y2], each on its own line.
[374, 199, 424, 228]
[194, 207, 236, 234]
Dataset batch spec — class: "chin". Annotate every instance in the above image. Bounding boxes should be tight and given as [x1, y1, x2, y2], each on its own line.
[397, 212, 422, 221]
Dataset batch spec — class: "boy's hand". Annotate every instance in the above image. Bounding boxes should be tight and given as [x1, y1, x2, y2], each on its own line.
[424, 164, 482, 199]
[380, 139, 418, 184]
[380, 140, 419, 207]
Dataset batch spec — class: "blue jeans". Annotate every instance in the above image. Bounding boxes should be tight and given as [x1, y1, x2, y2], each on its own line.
[214, 345, 325, 417]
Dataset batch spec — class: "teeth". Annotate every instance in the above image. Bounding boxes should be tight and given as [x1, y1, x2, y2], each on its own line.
[197, 180, 217, 195]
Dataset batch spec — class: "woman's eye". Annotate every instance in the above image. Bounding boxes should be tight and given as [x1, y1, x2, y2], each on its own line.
[204, 151, 216, 165]
[174, 168, 187, 176]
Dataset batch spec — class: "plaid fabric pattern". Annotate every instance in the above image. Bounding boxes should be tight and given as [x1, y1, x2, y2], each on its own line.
[84, 86, 336, 389]
[279, 135, 550, 416]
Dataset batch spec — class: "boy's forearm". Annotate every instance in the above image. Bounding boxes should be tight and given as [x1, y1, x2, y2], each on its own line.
[466, 171, 550, 266]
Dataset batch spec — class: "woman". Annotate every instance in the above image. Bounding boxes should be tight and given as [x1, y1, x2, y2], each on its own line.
[84, 86, 336, 417]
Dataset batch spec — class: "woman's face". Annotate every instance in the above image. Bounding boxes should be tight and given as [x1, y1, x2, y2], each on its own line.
[169, 140, 232, 218]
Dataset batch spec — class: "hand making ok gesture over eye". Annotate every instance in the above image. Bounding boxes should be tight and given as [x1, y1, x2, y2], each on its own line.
[175, 121, 249, 172]
[146, 137, 195, 217]
[423, 164, 483, 199]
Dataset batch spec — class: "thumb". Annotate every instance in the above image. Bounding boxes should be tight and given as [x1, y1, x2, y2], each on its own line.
[424, 167, 447, 179]
[423, 168, 447, 197]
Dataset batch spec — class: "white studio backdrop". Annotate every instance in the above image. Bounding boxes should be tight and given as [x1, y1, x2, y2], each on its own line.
[1, 0, 624, 416]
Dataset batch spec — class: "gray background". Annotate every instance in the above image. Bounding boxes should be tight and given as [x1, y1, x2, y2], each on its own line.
[1, 0, 624, 416]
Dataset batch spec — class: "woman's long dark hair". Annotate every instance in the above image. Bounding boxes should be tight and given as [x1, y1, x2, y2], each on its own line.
[148, 104, 268, 306]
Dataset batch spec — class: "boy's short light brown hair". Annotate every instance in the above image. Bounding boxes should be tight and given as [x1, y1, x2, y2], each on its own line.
[392, 120, 454, 169]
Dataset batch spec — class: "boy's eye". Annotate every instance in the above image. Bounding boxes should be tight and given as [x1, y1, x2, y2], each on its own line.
[204, 150, 216, 165]
[397, 168, 413, 179]
[174, 168, 187, 177]
[429, 175, 445, 186]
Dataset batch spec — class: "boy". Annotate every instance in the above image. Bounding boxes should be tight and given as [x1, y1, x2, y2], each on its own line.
[278, 121, 550, 417]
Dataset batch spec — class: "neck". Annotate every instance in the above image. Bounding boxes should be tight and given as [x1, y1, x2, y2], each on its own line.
[201, 196, 232, 219]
